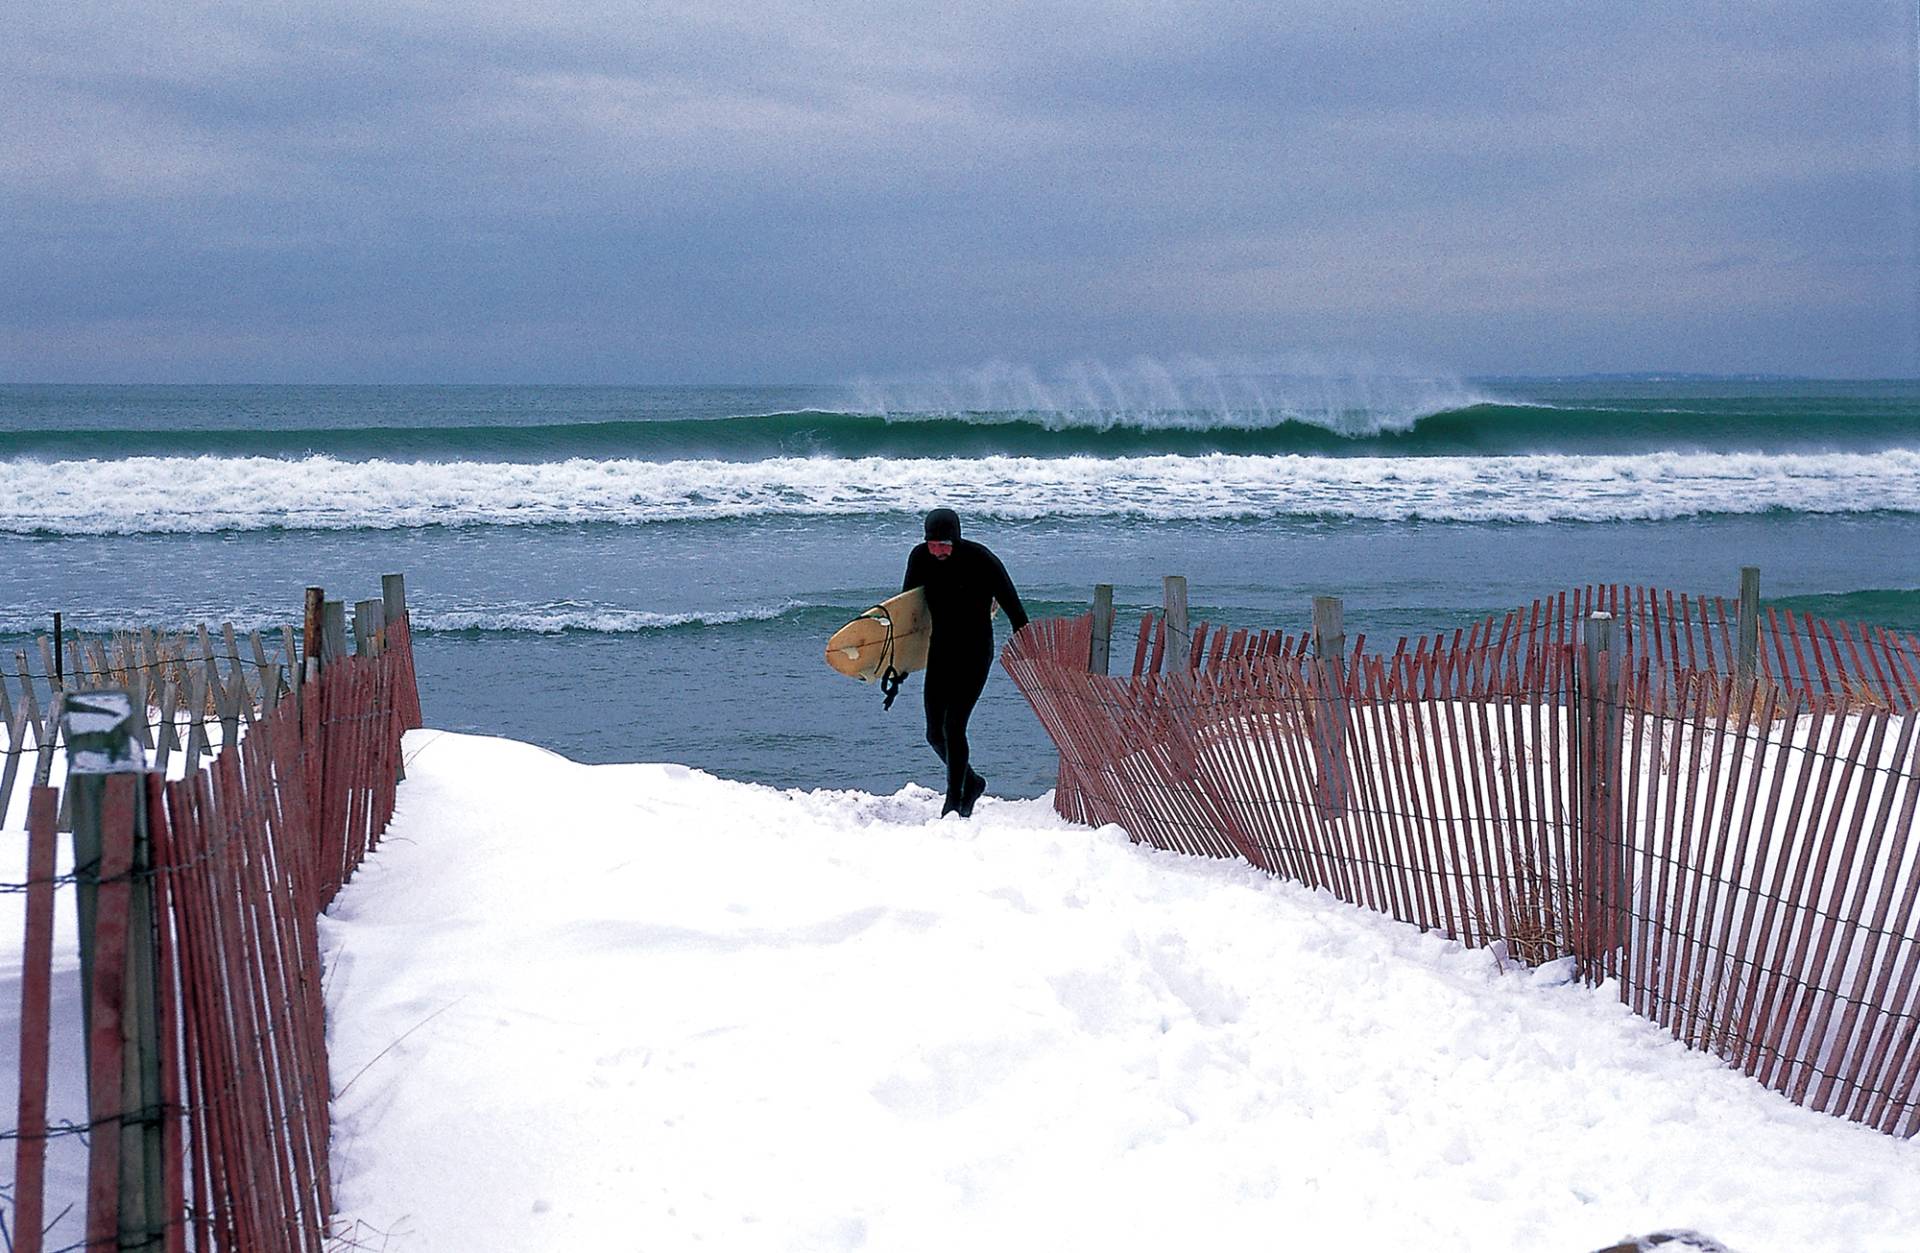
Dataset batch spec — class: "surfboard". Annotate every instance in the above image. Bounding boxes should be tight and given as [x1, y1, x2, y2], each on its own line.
[826, 587, 932, 682]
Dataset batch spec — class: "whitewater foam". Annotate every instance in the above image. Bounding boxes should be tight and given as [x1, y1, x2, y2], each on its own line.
[0, 601, 819, 638]
[0, 610, 299, 638]
[2, 450, 1916, 533]
[419, 602, 809, 634]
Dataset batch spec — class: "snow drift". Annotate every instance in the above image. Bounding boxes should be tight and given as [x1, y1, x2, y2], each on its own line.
[322, 732, 1920, 1252]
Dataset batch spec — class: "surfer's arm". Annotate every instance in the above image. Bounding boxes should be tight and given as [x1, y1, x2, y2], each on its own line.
[902, 546, 927, 595]
[986, 550, 1029, 632]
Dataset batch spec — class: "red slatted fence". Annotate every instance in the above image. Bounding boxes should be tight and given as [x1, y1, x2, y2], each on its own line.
[6, 579, 422, 1252]
[1005, 582, 1920, 1138]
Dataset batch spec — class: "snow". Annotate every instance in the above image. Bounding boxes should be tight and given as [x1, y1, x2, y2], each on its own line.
[324, 731, 1920, 1252]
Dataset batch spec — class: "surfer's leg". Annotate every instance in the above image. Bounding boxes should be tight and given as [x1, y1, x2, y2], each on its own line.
[923, 671, 949, 764]
[941, 701, 969, 810]
[941, 660, 991, 813]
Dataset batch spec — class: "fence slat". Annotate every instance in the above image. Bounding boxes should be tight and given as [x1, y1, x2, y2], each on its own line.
[0, 705, 31, 828]
[12, 788, 61, 1253]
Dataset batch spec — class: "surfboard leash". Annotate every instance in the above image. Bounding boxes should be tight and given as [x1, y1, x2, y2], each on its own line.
[870, 605, 905, 710]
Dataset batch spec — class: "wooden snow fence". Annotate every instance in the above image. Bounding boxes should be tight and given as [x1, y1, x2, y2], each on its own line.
[1003, 577, 1920, 1139]
[6, 577, 423, 1252]
[0, 622, 304, 833]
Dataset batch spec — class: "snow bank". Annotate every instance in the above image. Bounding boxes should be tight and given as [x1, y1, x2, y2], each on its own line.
[325, 732, 1920, 1252]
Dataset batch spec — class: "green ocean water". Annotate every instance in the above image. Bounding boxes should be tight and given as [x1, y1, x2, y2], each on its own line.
[2, 375, 1915, 796]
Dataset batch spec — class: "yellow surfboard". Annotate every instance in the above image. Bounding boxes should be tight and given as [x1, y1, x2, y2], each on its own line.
[826, 587, 932, 682]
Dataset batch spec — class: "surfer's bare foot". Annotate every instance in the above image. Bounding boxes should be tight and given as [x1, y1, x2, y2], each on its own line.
[959, 772, 987, 818]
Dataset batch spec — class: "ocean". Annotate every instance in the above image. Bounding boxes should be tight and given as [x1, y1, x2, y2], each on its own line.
[2, 372, 1916, 799]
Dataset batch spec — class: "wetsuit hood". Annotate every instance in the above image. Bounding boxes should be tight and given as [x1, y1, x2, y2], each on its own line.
[924, 508, 962, 543]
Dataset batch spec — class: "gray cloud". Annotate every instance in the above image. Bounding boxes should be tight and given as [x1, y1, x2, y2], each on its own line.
[4, 0, 1915, 380]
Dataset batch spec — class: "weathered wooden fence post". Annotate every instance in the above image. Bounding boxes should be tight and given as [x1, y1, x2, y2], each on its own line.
[353, 599, 382, 657]
[1159, 576, 1197, 783]
[301, 588, 331, 867]
[302, 586, 325, 684]
[1737, 565, 1760, 709]
[1313, 595, 1352, 815]
[382, 572, 408, 634]
[1313, 596, 1344, 664]
[63, 690, 167, 1252]
[321, 600, 349, 665]
[381, 573, 416, 774]
[1089, 584, 1115, 677]
[1163, 576, 1189, 677]
[1579, 612, 1627, 979]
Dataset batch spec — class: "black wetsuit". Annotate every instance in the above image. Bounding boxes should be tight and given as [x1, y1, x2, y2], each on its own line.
[902, 538, 1029, 812]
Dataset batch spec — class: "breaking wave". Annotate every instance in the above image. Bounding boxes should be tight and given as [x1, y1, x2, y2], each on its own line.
[4, 401, 1916, 462]
[2, 450, 1917, 534]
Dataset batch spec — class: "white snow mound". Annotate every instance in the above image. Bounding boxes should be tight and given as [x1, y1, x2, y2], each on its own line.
[325, 732, 1920, 1252]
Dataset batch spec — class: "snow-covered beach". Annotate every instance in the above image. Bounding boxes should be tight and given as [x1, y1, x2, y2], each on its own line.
[312, 731, 1919, 1252]
[11, 0, 1920, 1244]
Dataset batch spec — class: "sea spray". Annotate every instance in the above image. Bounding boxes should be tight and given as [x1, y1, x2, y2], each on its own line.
[850, 354, 1500, 435]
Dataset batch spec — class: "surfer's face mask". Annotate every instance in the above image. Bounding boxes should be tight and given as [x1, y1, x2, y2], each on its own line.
[927, 541, 954, 559]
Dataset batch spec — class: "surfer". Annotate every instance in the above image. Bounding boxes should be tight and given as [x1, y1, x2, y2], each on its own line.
[902, 507, 1029, 818]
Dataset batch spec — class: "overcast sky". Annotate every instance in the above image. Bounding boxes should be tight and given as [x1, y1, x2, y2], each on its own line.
[5, 1, 1917, 382]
